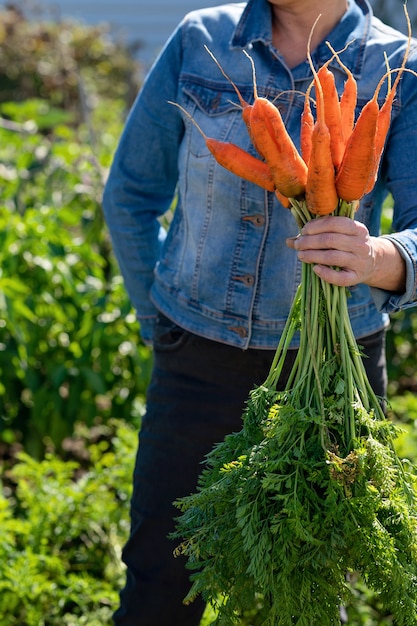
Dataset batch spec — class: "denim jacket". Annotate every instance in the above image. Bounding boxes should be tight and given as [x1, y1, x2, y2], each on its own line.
[102, 0, 417, 349]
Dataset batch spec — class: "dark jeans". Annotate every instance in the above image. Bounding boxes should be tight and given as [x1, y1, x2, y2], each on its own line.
[113, 314, 387, 626]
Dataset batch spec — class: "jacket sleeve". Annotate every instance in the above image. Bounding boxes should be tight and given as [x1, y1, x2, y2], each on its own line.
[102, 23, 185, 343]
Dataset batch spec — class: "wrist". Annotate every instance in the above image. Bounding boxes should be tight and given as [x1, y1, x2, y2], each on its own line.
[368, 236, 406, 293]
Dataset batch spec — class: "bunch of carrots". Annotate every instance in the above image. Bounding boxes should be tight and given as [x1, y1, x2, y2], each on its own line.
[173, 9, 417, 626]
[173, 12, 409, 218]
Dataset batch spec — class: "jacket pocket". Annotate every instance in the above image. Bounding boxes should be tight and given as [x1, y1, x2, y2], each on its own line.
[153, 312, 190, 352]
[180, 78, 254, 157]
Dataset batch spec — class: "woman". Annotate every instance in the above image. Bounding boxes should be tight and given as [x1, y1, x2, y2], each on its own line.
[102, 1, 417, 624]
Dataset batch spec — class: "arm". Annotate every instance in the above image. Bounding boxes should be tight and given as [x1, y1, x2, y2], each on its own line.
[102, 26, 185, 343]
[286, 216, 406, 291]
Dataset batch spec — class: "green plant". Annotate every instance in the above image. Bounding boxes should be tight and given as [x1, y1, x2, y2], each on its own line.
[0, 4, 139, 118]
[0, 419, 136, 626]
[175, 198, 417, 625]
[0, 100, 152, 456]
[0, 0, 154, 457]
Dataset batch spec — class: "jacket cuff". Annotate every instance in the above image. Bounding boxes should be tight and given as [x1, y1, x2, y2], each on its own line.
[370, 234, 417, 313]
[138, 315, 157, 346]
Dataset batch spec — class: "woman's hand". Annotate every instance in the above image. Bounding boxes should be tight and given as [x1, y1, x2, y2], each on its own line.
[286, 216, 406, 292]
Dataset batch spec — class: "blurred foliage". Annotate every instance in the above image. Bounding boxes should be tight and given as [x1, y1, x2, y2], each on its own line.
[0, 7, 152, 624]
[387, 310, 417, 395]
[0, 4, 152, 457]
[0, 419, 135, 626]
[0, 4, 140, 119]
[0, 98, 153, 458]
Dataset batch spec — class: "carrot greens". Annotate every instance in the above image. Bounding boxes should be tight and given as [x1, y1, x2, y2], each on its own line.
[173, 199, 417, 625]
[172, 12, 417, 621]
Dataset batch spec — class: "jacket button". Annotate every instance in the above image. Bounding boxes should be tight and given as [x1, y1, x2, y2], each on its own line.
[253, 214, 266, 226]
[233, 274, 255, 286]
[243, 214, 265, 226]
[229, 326, 248, 338]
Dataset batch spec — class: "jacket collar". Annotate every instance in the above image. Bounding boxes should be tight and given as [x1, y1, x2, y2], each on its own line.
[230, 0, 373, 78]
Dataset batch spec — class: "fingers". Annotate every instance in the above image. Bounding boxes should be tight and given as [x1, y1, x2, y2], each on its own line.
[309, 264, 359, 287]
[290, 218, 368, 250]
[297, 215, 360, 236]
[285, 217, 374, 286]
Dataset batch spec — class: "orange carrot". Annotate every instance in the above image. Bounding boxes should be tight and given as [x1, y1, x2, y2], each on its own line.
[374, 83, 396, 161]
[304, 18, 339, 214]
[241, 49, 308, 197]
[275, 188, 291, 209]
[300, 85, 315, 165]
[337, 6, 412, 199]
[168, 101, 275, 192]
[305, 120, 339, 215]
[317, 64, 345, 170]
[335, 96, 379, 201]
[362, 80, 395, 195]
[204, 45, 253, 133]
[249, 96, 308, 198]
[364, 7, 412, 193]
[339, 70, 357, 144]
[205, 137, 276, 191]
[204, 45, 264, 167]
[326, 42, 358, 145]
